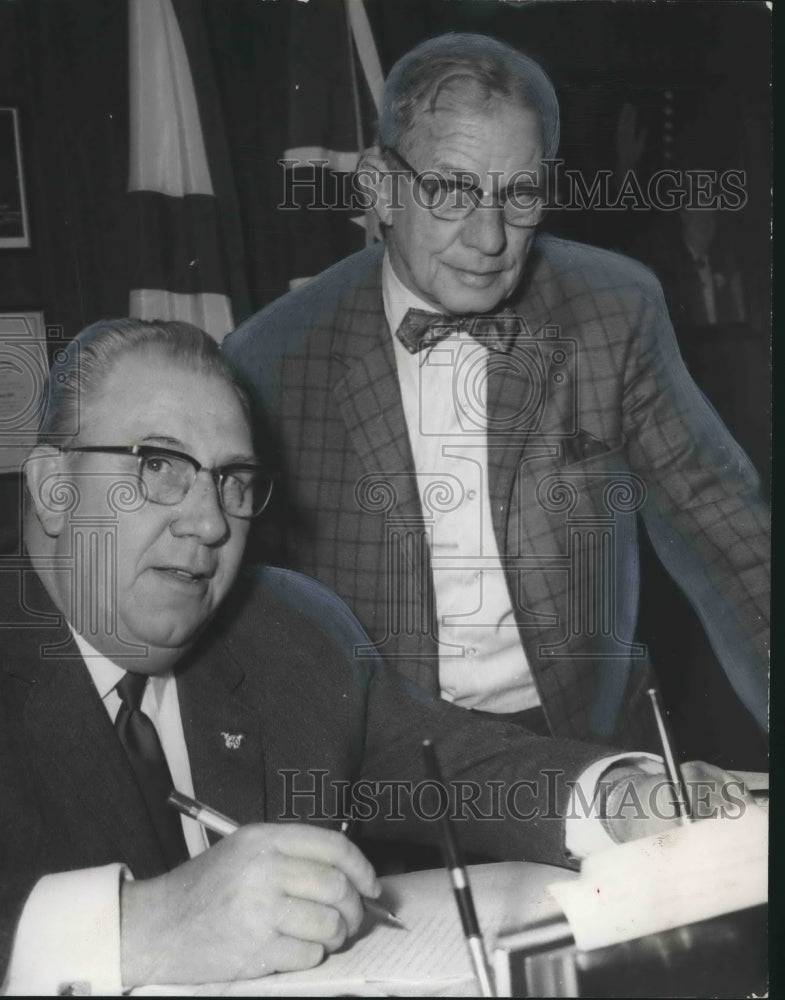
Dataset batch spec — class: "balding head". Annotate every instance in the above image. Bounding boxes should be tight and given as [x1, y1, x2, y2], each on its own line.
[378, 32, 559, 162]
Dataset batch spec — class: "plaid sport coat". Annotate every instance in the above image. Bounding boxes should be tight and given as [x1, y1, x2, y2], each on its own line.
[223, 235, 769, 748]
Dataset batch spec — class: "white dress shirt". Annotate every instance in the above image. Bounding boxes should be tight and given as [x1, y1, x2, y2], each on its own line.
[383, 254, 541, 713]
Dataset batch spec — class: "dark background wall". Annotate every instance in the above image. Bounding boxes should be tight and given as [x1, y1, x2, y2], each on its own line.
[0, 0, 771, 333]
[0, 0, 771, 767]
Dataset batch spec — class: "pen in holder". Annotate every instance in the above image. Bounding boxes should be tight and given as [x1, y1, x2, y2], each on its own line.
[422, 739, 496, 997]
[647, 687, 692, 825]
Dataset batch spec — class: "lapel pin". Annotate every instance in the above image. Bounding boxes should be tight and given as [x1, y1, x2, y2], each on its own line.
[221, 731, 245, 750]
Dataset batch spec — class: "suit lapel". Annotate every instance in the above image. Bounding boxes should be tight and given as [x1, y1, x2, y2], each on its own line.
[333, 335, 425, 526]
[330, 264, 421, 516]
[487, 247, 556, 553]
[22, 649, 169, 876]
[177, 632, 267, 838]
[5, 568, 168, 876]
[330, 263, 434, 641]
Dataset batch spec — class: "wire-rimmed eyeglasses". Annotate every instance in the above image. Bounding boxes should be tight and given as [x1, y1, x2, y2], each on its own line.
[383, 147, 544, 228]
[57, 444, 273, 519]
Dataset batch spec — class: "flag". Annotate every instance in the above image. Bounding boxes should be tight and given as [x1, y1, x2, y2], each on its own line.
[283, 0, 383, 288]
[127, 0, 241, 341]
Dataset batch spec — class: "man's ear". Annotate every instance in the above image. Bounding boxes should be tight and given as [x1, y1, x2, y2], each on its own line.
[357, 148, 397, 230]
[23, 445, 70, 538]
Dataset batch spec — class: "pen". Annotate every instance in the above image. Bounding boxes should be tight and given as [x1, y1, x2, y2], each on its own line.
[646, 687, 693, 825]
[422, 740, 496, 998]
[167, 791, 405, 929]
[168, 789, 238, 836]
[338, 819, 407, 929]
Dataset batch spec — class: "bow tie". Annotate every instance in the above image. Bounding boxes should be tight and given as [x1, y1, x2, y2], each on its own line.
[395, 307, 520, 355]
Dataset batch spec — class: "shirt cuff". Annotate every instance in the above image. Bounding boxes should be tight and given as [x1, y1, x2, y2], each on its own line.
[565, 752, 664, 859]
[4, 864, 126, 996]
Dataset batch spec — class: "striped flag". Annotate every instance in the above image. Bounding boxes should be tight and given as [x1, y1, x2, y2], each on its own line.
[283, 0, 384, 288]
[127, 0, 239, 341]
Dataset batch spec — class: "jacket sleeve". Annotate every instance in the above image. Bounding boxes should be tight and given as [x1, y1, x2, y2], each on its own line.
[622, 276, 769, 728]
[0, 736, 61, 981]
[359, 659, 613, 869]
[245, 565, 613, 870]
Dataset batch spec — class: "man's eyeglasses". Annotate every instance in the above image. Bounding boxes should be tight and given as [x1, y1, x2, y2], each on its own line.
[58, 445, 273, 519]
[383, 147, 544, 228]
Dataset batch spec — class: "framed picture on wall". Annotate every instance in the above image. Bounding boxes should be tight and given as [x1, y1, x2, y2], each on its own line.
[0, 108, 31, 249]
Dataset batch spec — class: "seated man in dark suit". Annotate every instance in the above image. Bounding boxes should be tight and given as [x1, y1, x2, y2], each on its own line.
[1, 318, 745, 994]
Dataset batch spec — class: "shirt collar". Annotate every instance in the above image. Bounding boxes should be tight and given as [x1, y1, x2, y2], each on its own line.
[69, 627, 170, 707]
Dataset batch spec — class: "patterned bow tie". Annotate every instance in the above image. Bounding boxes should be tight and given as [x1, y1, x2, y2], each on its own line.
[395, 307, 520, 355]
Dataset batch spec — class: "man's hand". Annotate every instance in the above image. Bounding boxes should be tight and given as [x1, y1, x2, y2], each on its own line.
[602, 760, 754, 844]
[120, 823, 380, 988]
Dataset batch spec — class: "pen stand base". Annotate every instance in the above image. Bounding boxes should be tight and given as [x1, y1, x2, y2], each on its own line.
[496, 903, 767, 998]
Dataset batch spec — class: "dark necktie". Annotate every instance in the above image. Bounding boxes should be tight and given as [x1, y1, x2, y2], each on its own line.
[395, 307, 520, 355]
[114, 671, 189, 869]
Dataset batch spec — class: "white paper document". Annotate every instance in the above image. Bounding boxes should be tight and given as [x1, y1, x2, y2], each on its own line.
[548, 806, 768, 952]
[134, 861, 575, 997]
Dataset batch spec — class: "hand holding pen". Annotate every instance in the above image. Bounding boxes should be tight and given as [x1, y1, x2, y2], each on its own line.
[168, 791, 404, 929]
[119, 798, 381, 989]
[338, 818, 406, 928]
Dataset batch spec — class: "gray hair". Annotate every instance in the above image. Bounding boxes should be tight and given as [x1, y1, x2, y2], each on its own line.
[38, 318, 251, 444]
[377, 32, 560, 160]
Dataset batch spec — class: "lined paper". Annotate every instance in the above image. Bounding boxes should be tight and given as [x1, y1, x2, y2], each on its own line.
[135, 861, 574, 997]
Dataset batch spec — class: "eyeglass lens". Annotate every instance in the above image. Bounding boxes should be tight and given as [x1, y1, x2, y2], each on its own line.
[140, 453, 267, 517]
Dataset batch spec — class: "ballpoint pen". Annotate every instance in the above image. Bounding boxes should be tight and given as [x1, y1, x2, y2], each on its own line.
[167, 790, 406, 929]
[422, 739, 496, 998]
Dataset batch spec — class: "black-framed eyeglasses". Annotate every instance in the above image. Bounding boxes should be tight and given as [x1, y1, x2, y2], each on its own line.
[383, 147, 544, 228]
[58, 444, 273, 519]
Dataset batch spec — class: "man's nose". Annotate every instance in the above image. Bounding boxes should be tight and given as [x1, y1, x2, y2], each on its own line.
[461, 200, 507, 255]
[169, 472, 229, 544]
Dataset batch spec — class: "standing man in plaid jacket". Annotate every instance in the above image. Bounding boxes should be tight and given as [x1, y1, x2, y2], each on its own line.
[223, 33, 768, 750]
